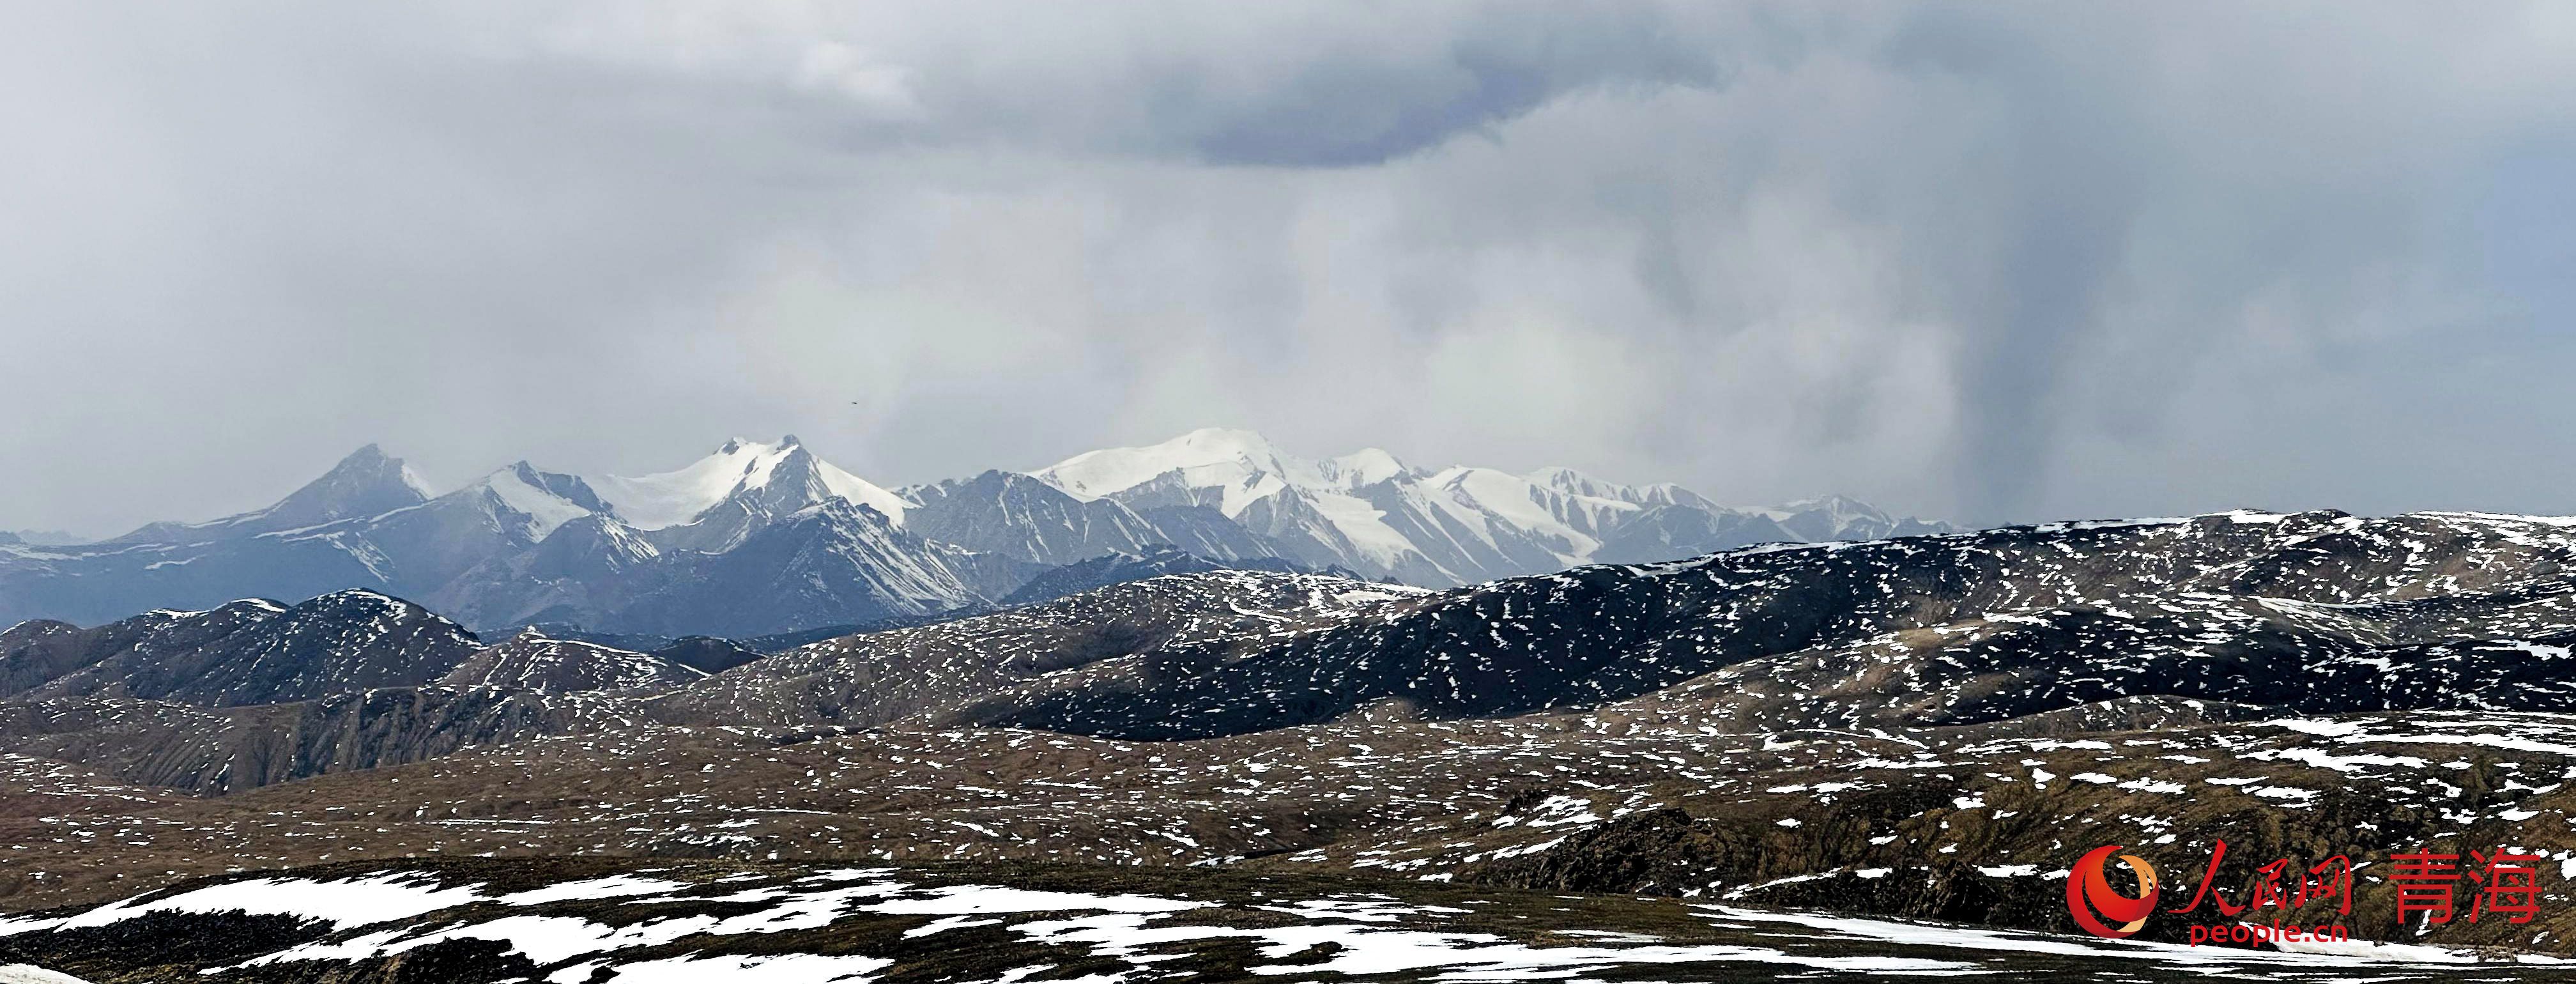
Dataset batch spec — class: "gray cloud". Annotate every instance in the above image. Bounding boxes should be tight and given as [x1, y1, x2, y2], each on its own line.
[3, 1, 2572, 536]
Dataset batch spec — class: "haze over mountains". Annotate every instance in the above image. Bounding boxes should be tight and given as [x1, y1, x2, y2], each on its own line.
[0, 428, 1945, 636]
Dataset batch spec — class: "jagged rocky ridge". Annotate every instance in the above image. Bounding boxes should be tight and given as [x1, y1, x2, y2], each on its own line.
[0, 431, 1943, 635]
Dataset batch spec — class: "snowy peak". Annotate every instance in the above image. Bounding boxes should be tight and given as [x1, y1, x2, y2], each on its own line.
[643, 441, 917, 555]
[503, 461, 607, 513]
[1032, 429, 1951, 586]
[1526, 465, 1624, 501]
[111, 443, 433, 544]
[589, 436, 911, 531]
[3, 429, 1957, 636]
[1522, 467, 1718, 512]
[1319, 448, 1414, 489]
[1036, 427, 1300, 514]
[1753, 495, 1931, 542]
[588, 436, 799, 530]
[454, 462, 610, 541]
[266, 444, 436, 530]
[1760, 493, 1878, 521]
[1034, 429, 1419, 514]
[898, 470, 1177, 567]
[1629, 482, 1721, 510]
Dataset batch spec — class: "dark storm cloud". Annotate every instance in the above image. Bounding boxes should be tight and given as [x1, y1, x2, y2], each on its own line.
[2, 1, 2572, 536]
[1873, 6, 2156, 520]
[1158, 9, 1726, 167]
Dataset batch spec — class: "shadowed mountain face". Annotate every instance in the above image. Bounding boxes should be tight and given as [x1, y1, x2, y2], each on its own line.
[0, 448, 615, 630]
[654, 570, 1433, 730]
[0, 591, 482, 707]
[0, 431, 1942, 637]
[901, 470, 1206, 567]
[594, 498, 989, 638]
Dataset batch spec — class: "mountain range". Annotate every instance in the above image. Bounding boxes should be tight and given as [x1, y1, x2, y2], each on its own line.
[12, 505, 2574, 795]
[10, 505, 2576, 970]
[0, 429, 1945, 636]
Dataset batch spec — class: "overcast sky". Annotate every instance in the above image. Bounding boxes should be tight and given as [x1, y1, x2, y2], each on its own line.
[4, 1, 2572, 536]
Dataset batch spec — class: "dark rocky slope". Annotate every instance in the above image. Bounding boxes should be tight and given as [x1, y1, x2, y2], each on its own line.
[947, 511, 2576, 737]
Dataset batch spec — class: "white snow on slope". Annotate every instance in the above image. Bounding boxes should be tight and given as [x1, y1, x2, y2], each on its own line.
[590, 438, 912, 529]
[0, 965, 93, 984]
[1032, 429, 1773, 582]
[498, 875, 693, 907]
[811, 465, 913, 527]
[1036, 429, 1408, 507]
[477, 466, 597, 540]
[1436, 466, 1634, 552]
[21, 864, 2541, 981]
[397, 465, 438, 500]
[1034, 429, 1439, 572]
[0, 873, 486, 937]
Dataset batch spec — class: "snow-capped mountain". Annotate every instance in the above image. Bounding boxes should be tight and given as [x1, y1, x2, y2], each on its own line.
[588, 436, 910, 533]
[99, 443, 437, 546]
[1032, 428, 1951, 585]
[0, 430, 1948, 636]
[0, 449, 616, 627]
[898, 470, 1273, 567]
[427, 439, 995, 634]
